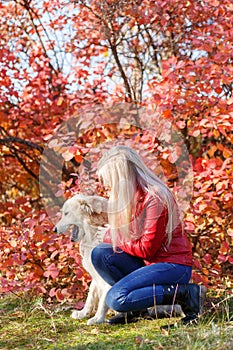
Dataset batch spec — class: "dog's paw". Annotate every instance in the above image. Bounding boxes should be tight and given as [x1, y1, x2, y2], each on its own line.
[87, 316, 104, 325]
[71, 309, 87, 320]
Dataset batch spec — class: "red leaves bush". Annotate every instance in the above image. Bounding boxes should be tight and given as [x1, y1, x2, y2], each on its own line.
[186, 156, 233, 290]
[1, 112, 232, 300]
[0, 202, 90, 302]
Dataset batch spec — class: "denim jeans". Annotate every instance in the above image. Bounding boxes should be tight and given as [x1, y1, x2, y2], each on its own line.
[91, 243, 192, 313]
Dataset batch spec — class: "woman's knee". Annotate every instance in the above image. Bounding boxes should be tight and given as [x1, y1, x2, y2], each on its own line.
[91, 243, 112, 267]
[106, 285, 129, 312]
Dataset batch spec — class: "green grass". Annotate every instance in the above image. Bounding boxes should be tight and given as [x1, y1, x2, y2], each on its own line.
[0, 293, 232, 350]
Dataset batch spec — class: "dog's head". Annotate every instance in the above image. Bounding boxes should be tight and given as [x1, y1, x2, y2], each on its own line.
[53, 194, 108, 242]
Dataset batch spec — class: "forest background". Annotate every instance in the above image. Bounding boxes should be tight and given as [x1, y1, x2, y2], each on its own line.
[0, 0, 232, 305]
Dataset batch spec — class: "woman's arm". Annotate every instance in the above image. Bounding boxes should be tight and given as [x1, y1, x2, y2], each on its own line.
[119, 197, 168, 260]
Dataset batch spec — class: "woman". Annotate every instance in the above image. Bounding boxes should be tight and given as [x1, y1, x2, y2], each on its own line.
[91, 145, 205, 325]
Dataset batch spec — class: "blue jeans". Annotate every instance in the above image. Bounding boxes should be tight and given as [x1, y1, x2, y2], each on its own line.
[91, 243, 192, 313]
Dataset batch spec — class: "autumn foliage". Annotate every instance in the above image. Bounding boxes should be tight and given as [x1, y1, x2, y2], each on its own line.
[0, 0, 232, 302]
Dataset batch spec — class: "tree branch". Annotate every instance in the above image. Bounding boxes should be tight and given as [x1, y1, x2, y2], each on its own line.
[0, 136, 43, 153]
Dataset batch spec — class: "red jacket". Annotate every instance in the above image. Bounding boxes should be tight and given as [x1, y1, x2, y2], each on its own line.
[104, 189, 193, 266]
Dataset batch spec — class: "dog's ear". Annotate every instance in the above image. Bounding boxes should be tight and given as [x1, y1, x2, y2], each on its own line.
[89, 197, 103, 214]
[80, 201, 93, 215]
[80, 197, 104, 215]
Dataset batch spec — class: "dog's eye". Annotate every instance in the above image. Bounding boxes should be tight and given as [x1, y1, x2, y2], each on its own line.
[64, 212, 68, 216]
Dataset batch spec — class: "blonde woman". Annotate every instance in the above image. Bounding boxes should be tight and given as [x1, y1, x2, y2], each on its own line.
[91, 146, 205, 325]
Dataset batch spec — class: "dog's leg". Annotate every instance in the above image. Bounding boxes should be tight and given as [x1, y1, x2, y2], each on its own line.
[86, 284, 111, 325]
[71, 281, 98, 320]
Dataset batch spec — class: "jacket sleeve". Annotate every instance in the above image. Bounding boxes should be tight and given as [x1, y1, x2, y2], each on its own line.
[119, 197, 168, 260]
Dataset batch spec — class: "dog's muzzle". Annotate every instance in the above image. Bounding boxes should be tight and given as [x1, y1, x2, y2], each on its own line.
[71, 225, 79, 242]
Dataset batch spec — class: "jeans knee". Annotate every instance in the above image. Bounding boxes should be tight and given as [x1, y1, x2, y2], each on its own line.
[106, 286, 128, 312]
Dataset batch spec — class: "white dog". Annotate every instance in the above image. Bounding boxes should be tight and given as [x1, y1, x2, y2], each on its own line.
[54, 194, 111, 325]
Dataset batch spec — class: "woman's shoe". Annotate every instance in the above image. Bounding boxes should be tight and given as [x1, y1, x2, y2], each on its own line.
[105, 284, 206, 325]
[106, 309, 149, 325]
[162, 284, 207, 325]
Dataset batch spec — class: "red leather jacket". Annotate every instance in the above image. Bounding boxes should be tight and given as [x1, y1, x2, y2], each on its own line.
[104, 189, 193, 266]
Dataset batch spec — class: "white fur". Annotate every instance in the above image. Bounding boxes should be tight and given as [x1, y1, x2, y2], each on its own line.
[54, 194, 111, 325]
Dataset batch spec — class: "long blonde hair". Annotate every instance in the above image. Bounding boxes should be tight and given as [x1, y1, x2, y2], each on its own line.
[97, 146, 181, 249]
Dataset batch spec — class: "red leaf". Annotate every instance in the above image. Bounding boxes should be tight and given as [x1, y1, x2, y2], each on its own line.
[15, 198, 28, 205]
[75, 268, 84, 279]
[39, 213, 47, 222]
[44, 263, 60, 279]
[55, 289, 65, 302]
[193, 259, 202, 270]
[214, 86, 222, 94]
[217, 254, 227, 263]
[50, 250, 59, 260]
[74, 154, 83, 163]
[33, 266, 44, 277]
[73, 301, 85, 310]
[219, 241, 229, 255]
[24, 218, 37, 229]
[184, 221, 195, 232]
[163, 110, 172, 119]
[203, 254, 212, 265]
[34, 226, 44, 236]
[49, 287, 56, 297]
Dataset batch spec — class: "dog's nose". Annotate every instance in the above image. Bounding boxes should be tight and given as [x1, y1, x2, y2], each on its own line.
[53, 227, 57, 233]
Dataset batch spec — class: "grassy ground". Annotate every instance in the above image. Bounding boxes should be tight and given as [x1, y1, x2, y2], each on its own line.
[0, 293, 232, 350]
